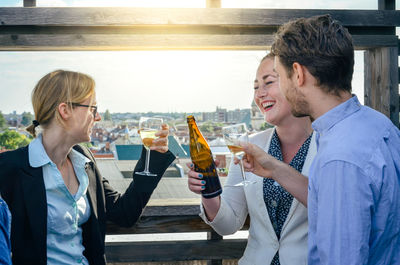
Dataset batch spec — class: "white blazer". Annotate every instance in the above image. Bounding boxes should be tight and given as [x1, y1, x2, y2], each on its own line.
[199, 128, 317, 265]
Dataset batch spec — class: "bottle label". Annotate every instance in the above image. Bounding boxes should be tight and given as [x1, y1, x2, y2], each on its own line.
[193, 162, 218, 177]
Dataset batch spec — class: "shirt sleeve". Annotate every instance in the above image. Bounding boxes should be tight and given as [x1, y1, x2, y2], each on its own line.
[199, 158, 248, 235]
[0, 199, 11, 265]
[314, 160, 374, 265]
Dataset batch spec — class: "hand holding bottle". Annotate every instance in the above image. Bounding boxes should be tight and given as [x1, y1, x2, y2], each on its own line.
[187, 160, 221, 194]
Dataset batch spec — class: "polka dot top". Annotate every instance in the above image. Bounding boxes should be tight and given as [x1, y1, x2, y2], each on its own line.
[264, 130, 312, 265]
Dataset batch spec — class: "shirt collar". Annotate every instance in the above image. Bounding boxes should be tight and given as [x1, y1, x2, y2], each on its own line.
[29, 134, 91, 168]
[69, 147, 91, 167]
[312, 95, 361, 134]
[28, 134, 52, 168]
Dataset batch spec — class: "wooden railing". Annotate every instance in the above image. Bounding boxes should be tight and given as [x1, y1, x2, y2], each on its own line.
[105, 205, 249, 264]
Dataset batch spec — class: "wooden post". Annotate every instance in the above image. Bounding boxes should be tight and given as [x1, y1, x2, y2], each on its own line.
[207, 230, 223, 265]
[206, 0, 221, 8]
[364, 47, 399, 128]
[23, 0, 36, 7]
[378, 0, 395, 10]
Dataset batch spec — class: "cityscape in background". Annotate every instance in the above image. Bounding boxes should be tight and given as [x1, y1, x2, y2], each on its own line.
[0, 103, 269, 165]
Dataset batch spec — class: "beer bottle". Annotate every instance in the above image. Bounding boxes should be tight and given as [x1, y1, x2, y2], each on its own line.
[187, 115, 222, 198]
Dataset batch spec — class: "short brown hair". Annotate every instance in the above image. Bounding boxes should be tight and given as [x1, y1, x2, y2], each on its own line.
[271, 14, 354, 94]
[26, 70, 95, 137]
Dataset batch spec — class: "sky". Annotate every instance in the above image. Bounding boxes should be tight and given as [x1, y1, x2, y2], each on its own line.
[0, 0, 398, 114]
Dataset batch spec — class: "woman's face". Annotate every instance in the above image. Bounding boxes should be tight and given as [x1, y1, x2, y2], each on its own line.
[70, 96, 101, 143]
[254, 58, 293, 126]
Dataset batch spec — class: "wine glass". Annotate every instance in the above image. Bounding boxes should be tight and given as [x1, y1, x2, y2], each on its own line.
[222, 123, 255, 186]
[136, 117, 163, 176]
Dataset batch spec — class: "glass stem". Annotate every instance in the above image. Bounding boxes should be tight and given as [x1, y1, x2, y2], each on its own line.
[239, 160, 247, 181]
[144, 148, 151, 173]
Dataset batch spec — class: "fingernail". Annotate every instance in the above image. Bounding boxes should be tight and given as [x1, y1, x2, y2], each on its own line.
[201, 186, 205, 190]
[201, 180, 205, 185]
[198, 174, 203, 179]
[190, 163, 194, 168]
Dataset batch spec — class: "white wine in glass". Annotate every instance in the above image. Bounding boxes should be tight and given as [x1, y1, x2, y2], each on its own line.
[136, 117, 163, 176]
[140, 129, 157, 148]
[222, 123, 255, 186]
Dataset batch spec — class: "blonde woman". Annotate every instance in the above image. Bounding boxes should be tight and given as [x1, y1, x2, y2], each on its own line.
[0, 70, 175, 265]
[188, 54, 316, 265]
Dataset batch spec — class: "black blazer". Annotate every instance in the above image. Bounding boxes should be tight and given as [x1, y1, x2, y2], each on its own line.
[0, 144, 175, 265]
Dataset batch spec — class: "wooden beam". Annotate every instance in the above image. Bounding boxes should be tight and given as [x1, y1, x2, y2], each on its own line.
[378, 0, 395, 10]
[105, 239, 246, 262]
[106, 205, 250, 234]
[364, 47, 399, 127]
[23, 0, 36, 7]
[0, 34, 397, 51]
[0, 8, 399, 27]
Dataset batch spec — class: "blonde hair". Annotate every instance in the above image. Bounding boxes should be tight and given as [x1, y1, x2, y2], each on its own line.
[26, 70, 95, 137]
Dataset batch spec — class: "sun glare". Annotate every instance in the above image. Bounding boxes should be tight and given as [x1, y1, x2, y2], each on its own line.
[36, 0, 206, 8]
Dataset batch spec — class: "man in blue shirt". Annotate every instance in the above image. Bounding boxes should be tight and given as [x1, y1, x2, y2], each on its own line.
[240, 15, 400, 264]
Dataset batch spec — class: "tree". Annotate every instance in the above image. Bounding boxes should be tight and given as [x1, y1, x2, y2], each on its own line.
[21, 112, 34, 126]
[200, 122, 214, 133]
[104, 109, 112, 121]
[0, 130, 31, 150]
[0, 112, 5, 129]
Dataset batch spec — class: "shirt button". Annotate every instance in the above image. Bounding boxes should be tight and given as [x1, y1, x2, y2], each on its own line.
[71, 243, 75, 247]
[271, 200, 277, 207]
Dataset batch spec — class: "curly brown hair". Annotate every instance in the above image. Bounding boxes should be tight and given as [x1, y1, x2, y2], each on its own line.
[271, 14, 354, 95]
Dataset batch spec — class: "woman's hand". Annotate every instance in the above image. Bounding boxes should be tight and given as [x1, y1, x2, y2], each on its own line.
[187, 162, 206, 194]
[150, 123, 169, 153]
[187, 161, 221, 221]
[186, 160, 220, 194]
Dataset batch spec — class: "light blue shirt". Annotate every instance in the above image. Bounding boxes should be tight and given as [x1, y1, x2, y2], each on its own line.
[29, 135, 91, 265]
[308, 96, 400, 265]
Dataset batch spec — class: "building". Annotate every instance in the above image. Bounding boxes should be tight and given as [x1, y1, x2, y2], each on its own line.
[250, 100, 265, 130]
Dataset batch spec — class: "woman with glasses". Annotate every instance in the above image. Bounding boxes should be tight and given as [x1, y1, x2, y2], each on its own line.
[0, 70, 175, 265]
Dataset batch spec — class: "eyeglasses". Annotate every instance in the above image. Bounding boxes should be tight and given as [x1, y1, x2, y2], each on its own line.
[70, 103, 98, 118]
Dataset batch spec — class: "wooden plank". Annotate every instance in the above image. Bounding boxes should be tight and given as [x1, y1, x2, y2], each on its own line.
[364, 47, 399, 127]
[0, 34, 397, 51]
[0, 25, 395, 36]
[378, 0, 395, 10]
[105, 239, 246, 262]
[106, 205, 249, 235]
[23, 0, 36, 7]
[0, 8, 399, 27]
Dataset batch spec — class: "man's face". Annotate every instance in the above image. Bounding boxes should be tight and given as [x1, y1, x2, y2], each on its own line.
[274, 56, 310, 118]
